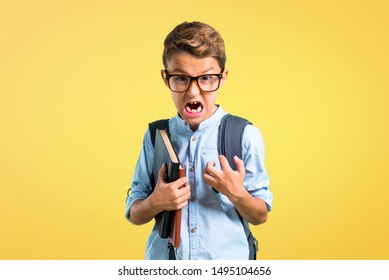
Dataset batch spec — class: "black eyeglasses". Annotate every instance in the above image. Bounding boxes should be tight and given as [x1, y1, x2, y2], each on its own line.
[165, 72, 223, 93]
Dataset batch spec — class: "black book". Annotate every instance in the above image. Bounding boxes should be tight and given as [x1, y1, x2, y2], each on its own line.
[152, 129, 184, 247]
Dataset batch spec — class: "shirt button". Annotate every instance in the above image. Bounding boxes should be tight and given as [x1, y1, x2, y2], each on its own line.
[189, 166, 194, 172]
[190, 197, 195, 202]
[192, 136, 197, 142]
[191, 227, 197, 233]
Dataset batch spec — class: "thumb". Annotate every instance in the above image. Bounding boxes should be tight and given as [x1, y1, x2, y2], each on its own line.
[157, 164, 167, 183]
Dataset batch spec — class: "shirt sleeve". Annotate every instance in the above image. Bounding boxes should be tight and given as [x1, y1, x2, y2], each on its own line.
[125, 129, 155, 222]
[242, 124, 273, 211]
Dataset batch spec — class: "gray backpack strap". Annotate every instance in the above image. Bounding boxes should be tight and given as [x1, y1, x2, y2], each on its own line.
[218, 114, 251, 170]
[149, 119, 170, 147]
[218, 114, 258, 259]
[148, 119, 170, 188]
[126, 120, 169, 199]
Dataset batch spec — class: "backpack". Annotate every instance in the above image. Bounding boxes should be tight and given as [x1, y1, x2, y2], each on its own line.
[149, 114, 258, 260]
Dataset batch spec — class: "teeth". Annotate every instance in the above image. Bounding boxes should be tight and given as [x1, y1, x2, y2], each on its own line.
[187, 107, 196, 112]
[185, 103, 202, 113]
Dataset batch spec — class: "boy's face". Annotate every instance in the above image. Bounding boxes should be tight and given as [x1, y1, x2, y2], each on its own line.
[162, 53, 228, 131]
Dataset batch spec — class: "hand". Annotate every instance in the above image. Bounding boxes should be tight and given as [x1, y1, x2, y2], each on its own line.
[149, 164, 191, 212]
[203, 155, 247, 202]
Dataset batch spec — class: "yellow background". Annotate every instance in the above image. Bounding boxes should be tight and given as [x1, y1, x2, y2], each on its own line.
[1, 0, 388, 259]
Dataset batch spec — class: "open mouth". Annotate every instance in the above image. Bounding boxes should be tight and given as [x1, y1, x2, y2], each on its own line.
[185, 101, 203, 115]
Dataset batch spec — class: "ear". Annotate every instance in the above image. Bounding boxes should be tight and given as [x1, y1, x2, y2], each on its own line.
[161, 70, 169, 87]
[220, 69, 228, 87]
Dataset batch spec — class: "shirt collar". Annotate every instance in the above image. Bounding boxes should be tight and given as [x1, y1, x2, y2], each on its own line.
[175, 105, 226, 132]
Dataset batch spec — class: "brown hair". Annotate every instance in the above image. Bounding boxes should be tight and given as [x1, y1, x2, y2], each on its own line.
[162, 21, 226, 69]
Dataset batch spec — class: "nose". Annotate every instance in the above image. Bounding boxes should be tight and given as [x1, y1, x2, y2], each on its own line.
[186, 79, 201, 96]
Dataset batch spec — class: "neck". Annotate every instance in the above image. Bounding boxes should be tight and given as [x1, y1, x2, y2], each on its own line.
[189, 124, 199, 131]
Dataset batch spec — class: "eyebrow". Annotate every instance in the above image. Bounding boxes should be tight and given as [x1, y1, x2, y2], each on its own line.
[167, 67, 218, 75]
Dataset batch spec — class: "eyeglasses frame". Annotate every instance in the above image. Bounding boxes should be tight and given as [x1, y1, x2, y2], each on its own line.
[164, 71, 224, 93]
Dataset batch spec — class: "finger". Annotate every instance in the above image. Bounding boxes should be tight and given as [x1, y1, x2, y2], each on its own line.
[177, 182, 191, 195]
[174, 176, 188, 187]
[205, 161, 221, 177]
[234, 156, 246, 176]
[174, 190, 191, 209]
[204, 176, 222, 194]
[166, 176, 188, 191]
[203, 172, 219, 189]
[175, 192, 190, 205]
[179, 187, 191, 200]
[205, 161, 216, 170]
[218, 155, 232, 171]
[176, 200, 188, 210]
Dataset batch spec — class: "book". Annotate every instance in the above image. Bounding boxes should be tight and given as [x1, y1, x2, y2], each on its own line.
[169, 167, 185, 248]
[152, 129, 184, 248]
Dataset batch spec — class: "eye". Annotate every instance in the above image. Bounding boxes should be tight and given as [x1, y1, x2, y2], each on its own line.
[172, 76, 189, 83]
[199, 75, 211, 81]
[199, 75, 218, 84]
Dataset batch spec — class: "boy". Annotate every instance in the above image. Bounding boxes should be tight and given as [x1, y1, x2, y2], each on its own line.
[126, 21, 272, 259]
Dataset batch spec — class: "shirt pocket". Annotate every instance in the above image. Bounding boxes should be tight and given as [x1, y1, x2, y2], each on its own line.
[201, 147, 221, 170]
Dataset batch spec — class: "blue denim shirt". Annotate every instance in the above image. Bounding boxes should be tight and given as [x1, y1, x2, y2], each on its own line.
[126, 106, 272, 259]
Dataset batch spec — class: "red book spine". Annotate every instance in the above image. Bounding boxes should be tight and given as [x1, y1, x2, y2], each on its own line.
[169, 166, 185, 248]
